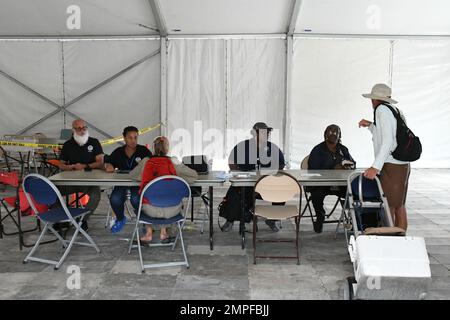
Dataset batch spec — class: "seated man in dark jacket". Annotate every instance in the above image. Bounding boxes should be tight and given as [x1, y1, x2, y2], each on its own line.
[308, 124, 355, 233]
[223, 122, 286, 232]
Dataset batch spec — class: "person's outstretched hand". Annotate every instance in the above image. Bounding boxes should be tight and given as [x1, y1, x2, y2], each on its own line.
[358, 119, 372, 128]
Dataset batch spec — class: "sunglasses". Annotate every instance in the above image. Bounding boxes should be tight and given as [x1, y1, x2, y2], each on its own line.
[73, 126, 88, 132]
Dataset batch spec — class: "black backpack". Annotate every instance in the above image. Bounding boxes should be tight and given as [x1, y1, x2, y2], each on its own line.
[218, 187, 253, 223]
[378, 104, 422, 162]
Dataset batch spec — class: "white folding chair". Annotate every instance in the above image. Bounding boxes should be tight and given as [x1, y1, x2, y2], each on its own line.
[253, 172, 302, 264]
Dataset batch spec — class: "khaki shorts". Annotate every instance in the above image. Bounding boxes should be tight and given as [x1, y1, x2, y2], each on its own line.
[380, 162, 410, 208]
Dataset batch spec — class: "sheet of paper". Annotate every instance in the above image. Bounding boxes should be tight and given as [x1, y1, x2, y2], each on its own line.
[300, 173, 322, 177]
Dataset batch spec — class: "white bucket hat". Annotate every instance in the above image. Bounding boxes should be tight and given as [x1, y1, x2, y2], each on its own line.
[362, 83, 398, 104]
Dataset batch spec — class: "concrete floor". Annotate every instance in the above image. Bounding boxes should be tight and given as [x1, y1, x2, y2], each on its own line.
[0, 169, 449, 300]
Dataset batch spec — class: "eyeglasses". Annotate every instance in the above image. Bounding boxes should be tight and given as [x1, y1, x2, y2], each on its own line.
[73, 126, 88, 132]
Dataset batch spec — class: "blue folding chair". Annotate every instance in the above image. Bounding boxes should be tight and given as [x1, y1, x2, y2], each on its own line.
[335, 172, 394, 241]
[128, 175, 191, 272]
[22, 174, 100, 270]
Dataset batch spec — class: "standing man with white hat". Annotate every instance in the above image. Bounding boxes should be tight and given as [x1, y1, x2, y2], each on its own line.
[359, 83, 410, 231]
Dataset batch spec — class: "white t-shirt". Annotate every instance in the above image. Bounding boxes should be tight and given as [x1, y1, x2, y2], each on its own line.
[368, 104, 409, 170]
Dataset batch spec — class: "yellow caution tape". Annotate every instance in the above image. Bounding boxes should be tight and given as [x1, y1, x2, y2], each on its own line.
[0, 123, 163, 149]
[0, 141, 62, 148]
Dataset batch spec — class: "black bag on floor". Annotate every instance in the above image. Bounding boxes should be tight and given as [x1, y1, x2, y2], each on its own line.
[218, 186, 253, 223]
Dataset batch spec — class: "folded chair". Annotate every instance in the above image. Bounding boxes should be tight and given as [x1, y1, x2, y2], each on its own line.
[0, 171, 46, 249]
[336, 172, 404, 243]
[22, 174, 100, 270]
[300, 156, 345, 226]
[253, 172, 302, 264]
[128, 175, 191, 272]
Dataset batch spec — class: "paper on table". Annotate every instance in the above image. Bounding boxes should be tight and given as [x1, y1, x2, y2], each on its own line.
[300, 173, 322, 177]
[215, 171, 232, 179]
[232, 171, 257, 177]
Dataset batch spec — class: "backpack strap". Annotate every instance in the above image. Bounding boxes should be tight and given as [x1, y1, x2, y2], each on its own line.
[373, 103, 404, 126]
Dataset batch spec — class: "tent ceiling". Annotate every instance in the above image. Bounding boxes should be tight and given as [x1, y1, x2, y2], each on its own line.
[297, 0, 450, 36]
[0, 0, 449, 37]
[159, 0, 294, 35]
[0, 0, 158, 36]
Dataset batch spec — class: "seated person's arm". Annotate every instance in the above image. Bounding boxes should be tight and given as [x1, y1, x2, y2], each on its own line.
[87, 154, 105, 170]
[104, 163, 115, 172]
[103, 153, 115, 172]
[59, 160, 75, 171]
[308, 147, 322, 170]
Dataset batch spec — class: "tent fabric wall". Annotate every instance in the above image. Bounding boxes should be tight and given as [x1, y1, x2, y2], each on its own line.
[63, 39, 161, 154]
[0, 39, 161, 154]
[166, 39, 227, 160]
[392, 40, 450, 168]
[0, 41, 63, 137]
[289, 38, 391, 168]
[227, 38, 286, 154]
[166, 38, 286, 166]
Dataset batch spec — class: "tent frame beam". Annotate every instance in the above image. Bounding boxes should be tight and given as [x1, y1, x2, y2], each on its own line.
[287, 0, 303, 36]
[10, 48, 159, 138]
[294, 33, 450, 40]
[148, 0, 168, 37]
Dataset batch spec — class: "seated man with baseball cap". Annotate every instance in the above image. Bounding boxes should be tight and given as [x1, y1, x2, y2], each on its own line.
[307, 124, 355, 233]
[224, 122, 286, 232]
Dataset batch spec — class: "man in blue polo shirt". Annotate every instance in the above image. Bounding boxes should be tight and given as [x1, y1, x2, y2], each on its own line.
[104, 126, 152, 233]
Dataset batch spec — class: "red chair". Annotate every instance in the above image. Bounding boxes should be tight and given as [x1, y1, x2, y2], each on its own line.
[0, 171, 48, 249]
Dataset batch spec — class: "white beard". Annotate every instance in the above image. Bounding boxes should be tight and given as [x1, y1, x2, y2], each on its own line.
[73, 131, 89, 146]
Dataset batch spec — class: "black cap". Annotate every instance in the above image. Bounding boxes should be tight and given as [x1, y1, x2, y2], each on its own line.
[252, 122, 273, 131]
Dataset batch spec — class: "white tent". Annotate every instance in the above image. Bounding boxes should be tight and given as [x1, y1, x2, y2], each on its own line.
[1, 0, 449, 168]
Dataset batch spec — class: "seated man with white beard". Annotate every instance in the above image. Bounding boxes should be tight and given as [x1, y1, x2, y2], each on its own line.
[58, 119, 104, 230]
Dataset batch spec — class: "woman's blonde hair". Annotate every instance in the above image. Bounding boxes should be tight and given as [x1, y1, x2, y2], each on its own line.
[153, 136, 169, 156]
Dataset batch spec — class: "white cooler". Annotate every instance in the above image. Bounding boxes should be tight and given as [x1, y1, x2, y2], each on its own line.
[348, 235, 431, 300]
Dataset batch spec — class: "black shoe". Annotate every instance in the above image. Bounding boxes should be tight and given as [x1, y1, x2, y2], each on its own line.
[265, 220, 279, 232]
[221, 220, 234, 232]
[313, 220, 323, 233]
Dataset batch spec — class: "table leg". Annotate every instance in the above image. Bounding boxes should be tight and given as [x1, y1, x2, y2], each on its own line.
[240, 186, 245, 250]
[209, 186, 214, 250]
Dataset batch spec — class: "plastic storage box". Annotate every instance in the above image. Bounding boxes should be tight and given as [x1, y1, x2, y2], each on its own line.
[348, 235, 431, 300]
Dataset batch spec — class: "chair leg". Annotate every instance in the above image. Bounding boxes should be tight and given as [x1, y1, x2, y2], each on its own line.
[177, 222, 189, 268]
[55, 227, 80, 270]
[47, 225, 69, 248]
[191, 196, 194, 222]
[128, 223, 139, 254]
[0, 205, 3, 239]
[136, 226, 145, 273]
[24, 222, 49, 263]
[253, 215, 257, 265]
[295, 216, 300, 265]
[77, 221, 100, 253]
[200, 200, 209, 234]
